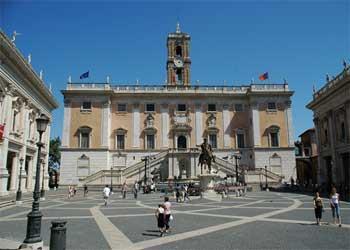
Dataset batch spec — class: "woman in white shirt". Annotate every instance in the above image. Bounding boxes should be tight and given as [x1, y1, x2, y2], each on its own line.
[163, 196, 172, 233]
[329, 187, 341, 227]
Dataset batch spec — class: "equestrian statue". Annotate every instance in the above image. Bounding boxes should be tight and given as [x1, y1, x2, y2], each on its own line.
[197, 138, 216, 174]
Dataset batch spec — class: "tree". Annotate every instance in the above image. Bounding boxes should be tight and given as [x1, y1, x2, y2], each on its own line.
[49, 136, 61, 170]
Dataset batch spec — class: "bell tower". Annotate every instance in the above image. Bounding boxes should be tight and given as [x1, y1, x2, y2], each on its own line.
[166, 23, 191, 86]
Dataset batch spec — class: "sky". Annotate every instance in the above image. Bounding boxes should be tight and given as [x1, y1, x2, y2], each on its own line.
[1, 0, 349, 140]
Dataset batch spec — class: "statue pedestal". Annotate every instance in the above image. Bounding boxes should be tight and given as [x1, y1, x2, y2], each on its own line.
[199, 174, 221, 201]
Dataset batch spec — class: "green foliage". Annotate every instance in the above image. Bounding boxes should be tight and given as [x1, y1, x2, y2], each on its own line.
[49, 136, 61, 169]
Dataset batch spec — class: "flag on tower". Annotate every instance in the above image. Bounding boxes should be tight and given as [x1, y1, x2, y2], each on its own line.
[259, 72, 269, 81]
[80, 71, 89, 79]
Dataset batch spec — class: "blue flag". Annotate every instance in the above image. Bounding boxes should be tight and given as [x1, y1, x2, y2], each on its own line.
[80, 71, 89, 79]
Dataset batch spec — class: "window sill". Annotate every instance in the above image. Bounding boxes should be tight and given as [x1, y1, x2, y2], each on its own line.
[80, 110, 92, 113]
[206, 111, 217, 114]
[266, 110, 277, 113]
[144, 111, 156, 114]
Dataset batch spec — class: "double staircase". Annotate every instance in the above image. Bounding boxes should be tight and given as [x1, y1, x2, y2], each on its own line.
[79, 150, 284, 188]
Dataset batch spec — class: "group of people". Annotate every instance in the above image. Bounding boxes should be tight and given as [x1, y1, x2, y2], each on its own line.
[155, 197, 172, 237]
[313, 187, 342, 227]
[175, 184, 190, 203]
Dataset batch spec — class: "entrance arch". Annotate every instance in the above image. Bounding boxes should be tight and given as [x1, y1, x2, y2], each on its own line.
[177, 135, 187, 149]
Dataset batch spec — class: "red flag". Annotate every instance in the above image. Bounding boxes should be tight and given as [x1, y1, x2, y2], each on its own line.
[0, 124, 4, 140]
[259, 72, 269, 81]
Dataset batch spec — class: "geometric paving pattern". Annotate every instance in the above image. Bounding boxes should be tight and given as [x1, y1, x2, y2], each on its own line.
[0, 191, 349, 250]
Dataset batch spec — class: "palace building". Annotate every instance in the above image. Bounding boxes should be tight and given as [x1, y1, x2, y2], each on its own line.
[60, 25, 296, 187]
[307, 64, 350, 200]
[0, 31, 58, 196]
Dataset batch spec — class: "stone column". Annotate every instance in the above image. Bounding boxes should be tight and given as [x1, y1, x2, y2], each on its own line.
[223, 104, 231, 148]
[285, 100, 295, 147]
[0, 91, 14, 194]
[101, 99, 110, 148]
[251, 102, 261, 147]
[26, 157, 33, 190]
[132, 104, 140, 148]
[61, 99, 71, 147]
[9, 153, 18, 191]
[195, 104, 203, 145]
[161, 104, 169, 148]
[328, 111, 337, 183]
[44, 124, 51, 190]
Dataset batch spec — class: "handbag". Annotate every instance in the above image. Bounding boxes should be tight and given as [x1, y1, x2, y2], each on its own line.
[169, 214, 174, 221]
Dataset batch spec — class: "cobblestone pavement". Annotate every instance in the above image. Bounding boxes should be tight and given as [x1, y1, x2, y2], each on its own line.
[0, 191, 349, 250]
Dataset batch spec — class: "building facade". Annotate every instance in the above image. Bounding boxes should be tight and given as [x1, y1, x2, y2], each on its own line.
[60, 26, 296, 186]
[295, 128, 318, 188]
[307, 65, 350, 199]
[0, 31, 59, 196]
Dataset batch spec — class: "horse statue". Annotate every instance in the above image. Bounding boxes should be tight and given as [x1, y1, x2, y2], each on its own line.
[197, 138, 215, 174]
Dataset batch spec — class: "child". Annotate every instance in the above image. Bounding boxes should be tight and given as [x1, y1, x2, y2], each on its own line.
[313, 192, 323, 225]
[155, 204, 165, 237]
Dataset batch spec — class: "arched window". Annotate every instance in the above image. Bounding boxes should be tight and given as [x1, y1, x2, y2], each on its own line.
[268, 126, 280, 147]
[78, 126, 92, 148]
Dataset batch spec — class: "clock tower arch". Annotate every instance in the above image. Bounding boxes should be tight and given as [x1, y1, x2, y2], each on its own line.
[167, 23, 191, 86]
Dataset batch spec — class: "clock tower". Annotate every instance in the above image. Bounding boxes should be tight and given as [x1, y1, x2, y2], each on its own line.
[166, 23, 191, 86]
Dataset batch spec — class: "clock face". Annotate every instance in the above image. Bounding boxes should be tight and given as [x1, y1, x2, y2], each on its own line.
[174, 58, 184, 68]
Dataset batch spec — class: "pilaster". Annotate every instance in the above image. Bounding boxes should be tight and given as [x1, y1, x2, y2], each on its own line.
[62, 98, 71, 147]
[195, 104, 203, 145]
[285, 100, 295, 147]
[161, 104, 169, 148]
[223, 104, 230, 148]
[132, 103, 140, 148]
[251, 102, 261, 147]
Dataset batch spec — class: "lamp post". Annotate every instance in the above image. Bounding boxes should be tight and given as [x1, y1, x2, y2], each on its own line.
[22, 114, 49, 249]
[40, 160, 45, 200]
[265, 165, 268, 191]
[141, 157, 148, 186]
[16, 157, 24, 204]
[233, 154, 241, 184]
[110, 166, 113, 193]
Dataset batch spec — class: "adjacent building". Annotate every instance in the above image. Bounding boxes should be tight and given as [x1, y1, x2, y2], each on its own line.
[307, 65, 350, 200]
[295, 128, 318, 188]
[0, 31, 59, 196]
[60, 25, 296, 186]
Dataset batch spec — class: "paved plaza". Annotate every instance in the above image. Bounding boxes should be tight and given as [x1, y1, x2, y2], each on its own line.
[0, 191, 349, 250]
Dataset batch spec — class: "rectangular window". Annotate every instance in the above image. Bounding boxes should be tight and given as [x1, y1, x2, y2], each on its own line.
[235, 104, 243, 112]
[267, 102, 277, 111]
[117, 134, 125, 149]
[81, 102, 92, 111]
[209, 134, 217, 149]
[146, 103, 155, 112]
[304, 148, 310, 156]
[341, 122, 346, 140]
[237, 133, 245, 148]
[117, 103, 127, 112]
[12, 111, 18, 131]
[80, 132, 90, 148]
[147, 134, 155, 149]
[208, 104, 216, 112]
[270, 132, 279, 147]
[177, 104, 186, 112]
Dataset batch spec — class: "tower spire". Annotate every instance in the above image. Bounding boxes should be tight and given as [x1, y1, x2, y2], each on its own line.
[176, 22, 181, 33]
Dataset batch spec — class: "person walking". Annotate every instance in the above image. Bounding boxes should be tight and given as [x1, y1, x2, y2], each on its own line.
[184, 184, 190, 202]
[155, 204, 166, 237]
[313, 191, 324, 225]
[330, 187, 342, 227]
[164, 196, 172, 233]
[103, 185, 111, 206]
[133, 182, 139, 199]
[68, 186, 72, 199]
[122, 182, 127, 199]
[84, 185, 88, 197]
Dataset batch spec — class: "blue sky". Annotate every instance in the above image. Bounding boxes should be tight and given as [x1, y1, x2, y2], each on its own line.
[1, 0, 349, 140]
